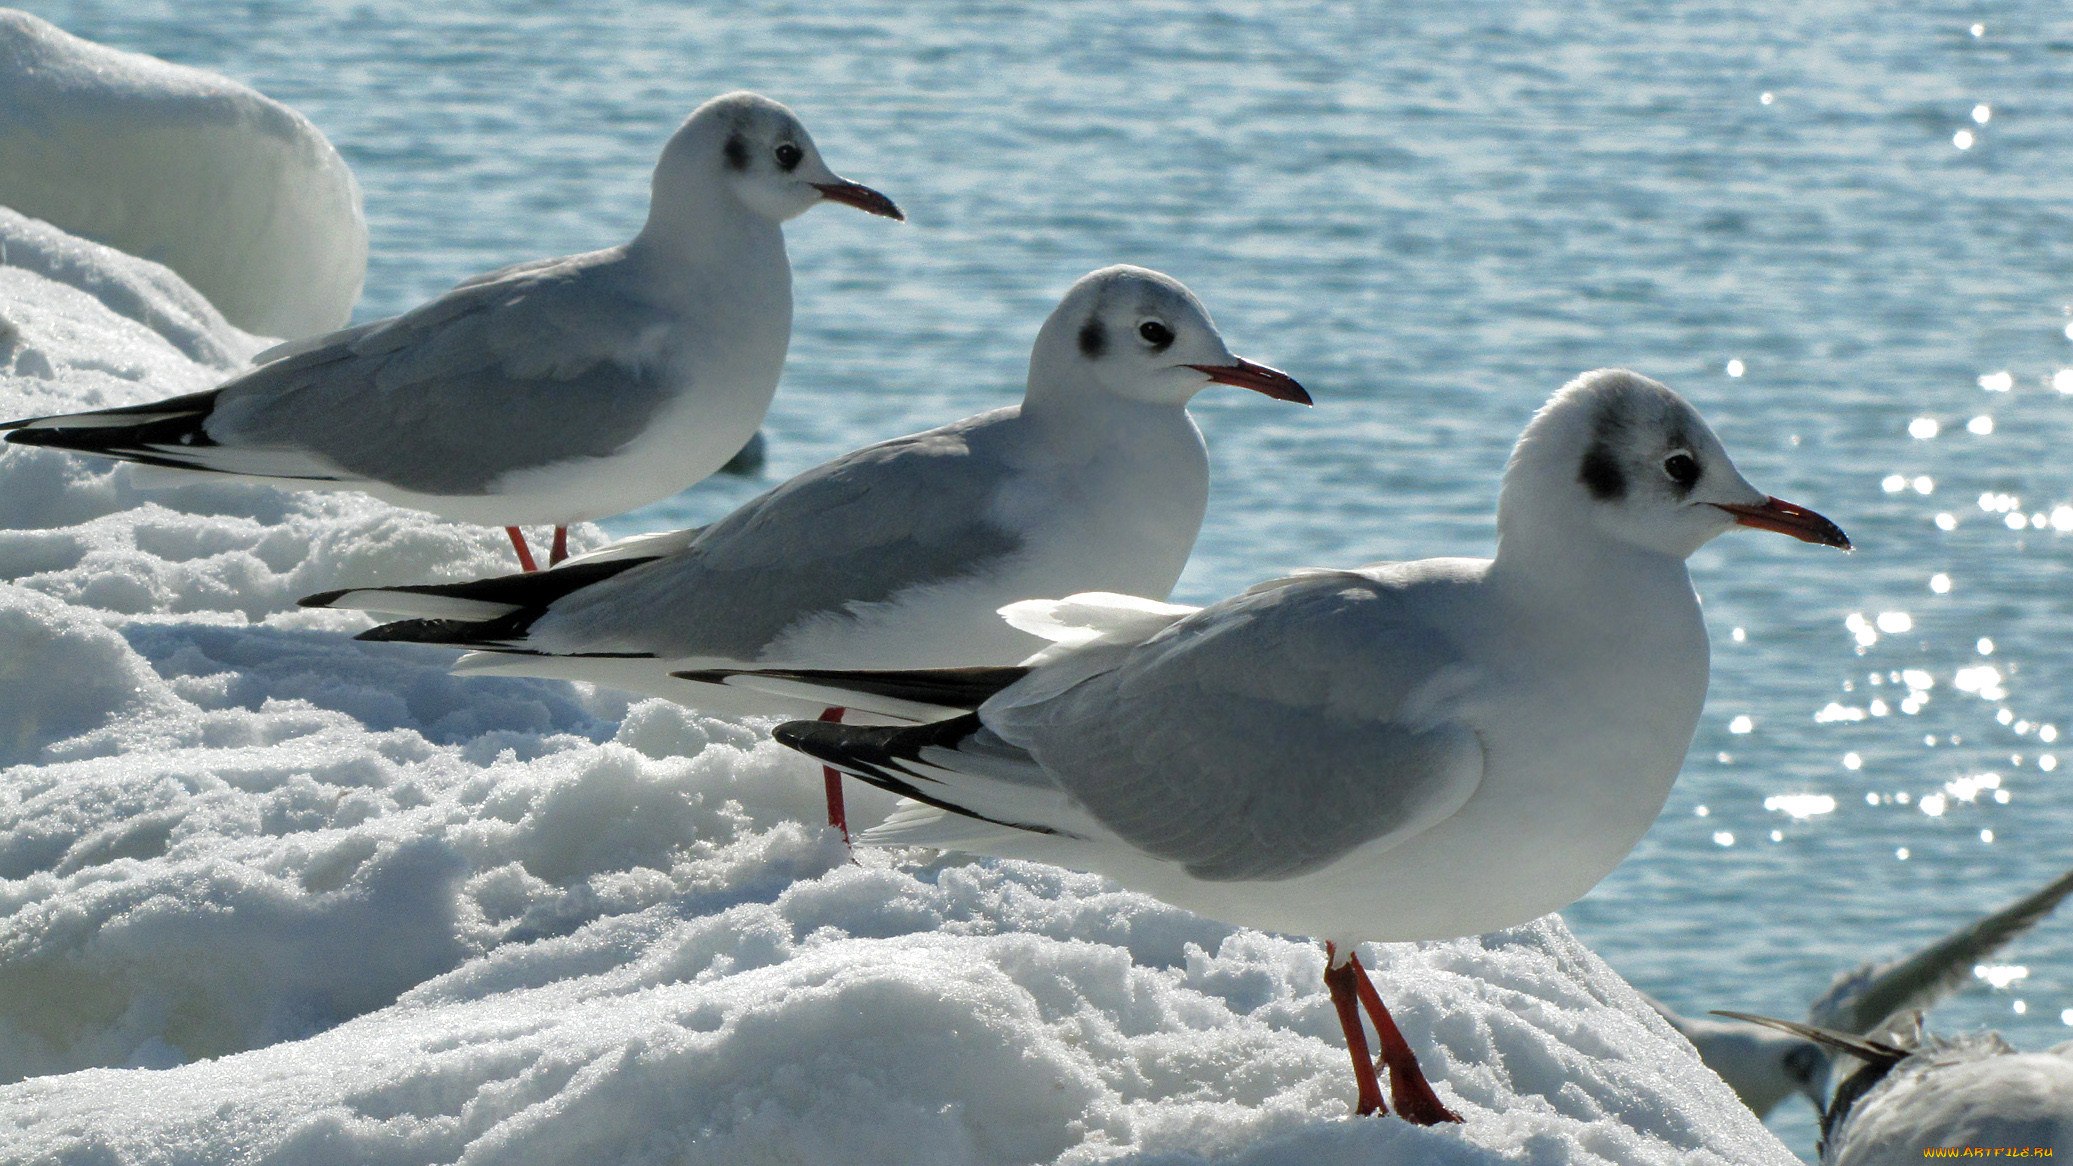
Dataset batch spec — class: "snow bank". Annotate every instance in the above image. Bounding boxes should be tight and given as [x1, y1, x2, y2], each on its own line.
[0, 9, 366, 339]
[0, 214, 1793, 1164]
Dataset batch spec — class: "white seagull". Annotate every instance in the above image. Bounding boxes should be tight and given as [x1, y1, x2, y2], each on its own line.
[1647, 864, 2073, 1121]
[726, 369, 1851, 1122]
[3, 91, 902, 571]
[300, 265, 1310, 838]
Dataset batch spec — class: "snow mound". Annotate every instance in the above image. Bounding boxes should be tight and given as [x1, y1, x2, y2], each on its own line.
[0, 9, 366, 339]
[0, 215, 1793, 1163]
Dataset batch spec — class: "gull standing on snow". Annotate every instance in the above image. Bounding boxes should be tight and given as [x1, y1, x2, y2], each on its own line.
[1646, 864, 2073, 1121]
[3, 91, 902, 571]
[732, 370, 1851, 1122]
[301, 265, 1310, 838]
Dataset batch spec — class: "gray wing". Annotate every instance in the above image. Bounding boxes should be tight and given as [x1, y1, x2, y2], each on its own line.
[988, 567, 1486, 882]
[526, 410, 1027, 659]
[204, 249, 680, 493]
[1809, 865, 2073, 1035]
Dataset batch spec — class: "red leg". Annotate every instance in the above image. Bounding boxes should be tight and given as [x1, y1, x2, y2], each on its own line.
[505, 526, 539, 573]
[1323, 942, 1388, 1116]
[1349, 952, 1463, 1124]
[549, 526, 569, 566]
[818, 707, 853, 851]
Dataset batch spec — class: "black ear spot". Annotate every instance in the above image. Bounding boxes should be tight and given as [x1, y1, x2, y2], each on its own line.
[723, 135, 750, 171]
[1579, 445, 1627, 500]
[1078, 318, 1107, 358]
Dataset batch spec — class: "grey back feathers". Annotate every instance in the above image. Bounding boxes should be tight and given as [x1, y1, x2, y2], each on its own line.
[984, 567, 1485, 882]
[491, 410, 1027, 660]
[210, 252, 674, 493]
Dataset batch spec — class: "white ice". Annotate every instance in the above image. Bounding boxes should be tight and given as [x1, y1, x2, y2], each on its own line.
[0, 9, 366, 339]
[0, 211, 1795, 1163]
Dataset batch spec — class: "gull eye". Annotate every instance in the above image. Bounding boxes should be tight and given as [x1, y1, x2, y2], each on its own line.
[774, 142, 803, 171]
[1138, 320, 1174, 348]
[1664, 450, 1700, 487]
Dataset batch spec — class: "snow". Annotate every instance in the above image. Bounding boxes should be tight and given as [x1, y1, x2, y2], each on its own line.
[0, 9, 366, 339]
[0, 213, 1795, 1163]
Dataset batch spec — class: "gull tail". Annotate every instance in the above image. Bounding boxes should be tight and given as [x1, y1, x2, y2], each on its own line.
[300, 554, 656, 624]
[4, 390, 339, 480]
[673, 664, 1028, 722]
[774, 714, 1095, 848]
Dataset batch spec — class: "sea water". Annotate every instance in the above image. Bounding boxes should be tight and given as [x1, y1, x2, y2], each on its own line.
[17, 1, 2073, 1153]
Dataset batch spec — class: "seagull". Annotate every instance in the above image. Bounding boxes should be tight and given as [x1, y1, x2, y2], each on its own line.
[718, 369, 1850, 1122]
[3, 91, 902, 572]
[1646, 864, 2073, 1120]
[300, 265, 1310, 839]
[1715, 1013, 2072, 1162]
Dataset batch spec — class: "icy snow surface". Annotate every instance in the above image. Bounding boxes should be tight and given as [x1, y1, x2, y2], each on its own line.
[0, 213, 1793, 1163]
[0, 8, 365, 339]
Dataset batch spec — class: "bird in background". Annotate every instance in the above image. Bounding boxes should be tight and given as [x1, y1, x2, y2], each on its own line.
[300, 264, 1310, 842]
[3, 90, 902, 572]
[1646, 864, 2073, 1122]
[702, 369, 1852, 1121]
[1717, 1009, 2072, 1162]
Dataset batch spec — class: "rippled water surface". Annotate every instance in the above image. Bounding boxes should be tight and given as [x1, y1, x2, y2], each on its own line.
[23, 1, 2073, 1152]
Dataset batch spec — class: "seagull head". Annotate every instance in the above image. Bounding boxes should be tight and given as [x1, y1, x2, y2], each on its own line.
[1028, 265, 1310, 410]
[1500, 369, 1850, 561]
[654, 91, 902, 227]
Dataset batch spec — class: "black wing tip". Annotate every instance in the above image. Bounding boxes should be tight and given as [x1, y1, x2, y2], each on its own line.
[299, 588, 351, 609]
[355, 618, 476, 645]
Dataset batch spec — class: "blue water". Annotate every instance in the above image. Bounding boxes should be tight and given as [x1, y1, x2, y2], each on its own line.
[23, 1, 2073, 1153]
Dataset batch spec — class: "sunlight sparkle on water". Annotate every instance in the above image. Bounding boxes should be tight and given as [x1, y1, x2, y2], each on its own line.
[1725, 359, 1744, 377]
[1954, 665, 2008, 701]
[1843, 751, 1863, 770]
[1936, 512, 1958, 530]
[1910, 417, 1940, 438]
[1967, 415, 1994, 435]
[1976, 964, 2029, 990]
[2057, 368, 2073, 392]
[1712, 831, 1734, 847]
[1972, 104, 1992, 125]
[1954, 129, 1975, 150]
[1979, 370, 2013, 391]
[1930, 573, 1951, 593]
[1876, 611, 1912, 634]
[1728, 715, 1754, 734]
[1763, 793, 1836, 819]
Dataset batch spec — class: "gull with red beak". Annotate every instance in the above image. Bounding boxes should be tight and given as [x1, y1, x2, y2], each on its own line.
[5, 91, 901, 572]
[703, 370, 1847, 1124]
[305, 265, 1311, 840]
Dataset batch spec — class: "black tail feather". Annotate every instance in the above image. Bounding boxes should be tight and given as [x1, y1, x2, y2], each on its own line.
[774, 714, 1060, 836]
[3, 390, 224, 467]
[300, 555, 657, 613]
[675, 664, 1029, 710]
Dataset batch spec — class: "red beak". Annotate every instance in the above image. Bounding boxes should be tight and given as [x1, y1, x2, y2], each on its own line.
[1714, 496, 1852, 550]
[811, 181, 904, 221]
[1184, 357, 1312, 405]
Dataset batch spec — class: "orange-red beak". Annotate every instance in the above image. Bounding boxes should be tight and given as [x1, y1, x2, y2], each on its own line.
[1714, 496, 1852, 550]
[1184, 357, 1312, 405]
[811, 181, 904, 221]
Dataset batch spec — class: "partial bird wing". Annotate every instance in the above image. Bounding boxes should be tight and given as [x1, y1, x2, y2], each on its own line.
[354, 410, 1030, 662]
[1808, 865, 2073, 1037]
[784, 564, 1489, 883]
[195, 249, 685, 492]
